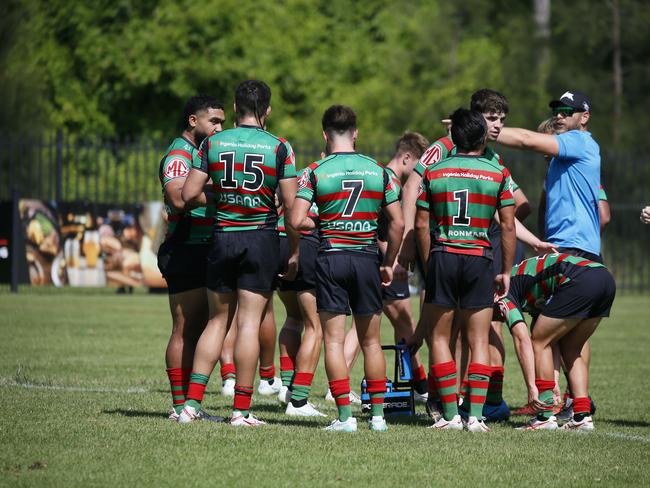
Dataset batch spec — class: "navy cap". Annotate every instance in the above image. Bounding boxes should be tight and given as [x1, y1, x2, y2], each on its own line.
[549, 90, 592, 112]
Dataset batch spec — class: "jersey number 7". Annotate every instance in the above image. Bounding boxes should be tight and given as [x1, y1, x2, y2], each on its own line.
[341, 180, 364, 217]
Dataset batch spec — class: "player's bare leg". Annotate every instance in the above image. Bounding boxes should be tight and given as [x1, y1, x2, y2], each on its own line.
[218, 312, 238, 396]
[165, 288, 208, 416]
[178, 290, 236, 423]
[278, 290, 303, 402]
[258, 299, 280, 395]
[459, 308, 494, 430]
[481, 320, 509, 421]
[558, 318, 600, 430]
[233, 290, 271, 419]
[527, 316, 582, 428]
[423, 304, 461, 428]
[355, 312, 387, 430]
[285, 290, 325, 416]
[325, 319, 362, 404]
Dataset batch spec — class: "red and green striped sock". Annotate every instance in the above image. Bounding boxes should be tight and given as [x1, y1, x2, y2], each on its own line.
[432, 361, 458, 420]
[233, 384, 254, 417]
[290, 371, 314, 407]
[220, 363, 236, 382]
[279, 356, 295, 388]
[486, 366, 504, 405]
[535, 379, 555, 420]
[259, 364, 276, 384]
[329, 378, 352, 422]
[185, 372, 210, 411]
[572, 396, 590, 421]
[166, 368, 191, 414]
[468, 363, 491, 418]
[366, 378, 387, 417]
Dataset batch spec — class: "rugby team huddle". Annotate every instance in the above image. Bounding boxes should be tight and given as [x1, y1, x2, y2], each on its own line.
[157, 79, 616, 432]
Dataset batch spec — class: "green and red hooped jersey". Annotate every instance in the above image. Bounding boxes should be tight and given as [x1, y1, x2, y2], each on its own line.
[159, 137, 214, 244]
[415, 136, 520, 192]
[278, 164, 319, 241]
[296, 152, 398, 252]
[194, 125, 296, 232]
[599, 184, 608, 202]
[377, 166, 402, 242]
[417, 154, 515, 256]
[498, 253, 607, 330]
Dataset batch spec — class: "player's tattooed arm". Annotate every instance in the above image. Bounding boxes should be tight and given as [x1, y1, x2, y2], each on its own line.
[166, 177, 205, 211]
[497, 128, 559, 157]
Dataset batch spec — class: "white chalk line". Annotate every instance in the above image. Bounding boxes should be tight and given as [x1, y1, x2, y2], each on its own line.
[2, 378, 149, 394]
[4, 380, 650, 442]
[602, 432, 650, 443]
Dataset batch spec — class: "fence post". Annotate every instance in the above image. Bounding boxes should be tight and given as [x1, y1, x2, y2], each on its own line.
[10, 189, 20, 293]
[56, 129, 63, 202]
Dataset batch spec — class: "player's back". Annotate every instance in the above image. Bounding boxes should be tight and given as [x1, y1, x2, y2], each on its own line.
[198, 125, 295, 232]
[421, 154, 513, 254]
[308, 152, 395, 252]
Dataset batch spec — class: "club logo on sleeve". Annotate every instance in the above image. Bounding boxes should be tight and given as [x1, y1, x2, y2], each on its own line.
[420, 144, 442, 168]
[298, 170, 310, 189]
[163, 159, 189, 179]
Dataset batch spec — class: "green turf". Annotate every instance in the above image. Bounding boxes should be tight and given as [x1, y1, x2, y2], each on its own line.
[1, 293, 649, 487]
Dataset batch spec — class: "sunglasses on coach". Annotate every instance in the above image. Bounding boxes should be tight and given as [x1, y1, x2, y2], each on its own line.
[552, 107, 584, 117]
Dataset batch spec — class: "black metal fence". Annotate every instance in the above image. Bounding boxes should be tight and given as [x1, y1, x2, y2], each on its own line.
[1, 131, 648, 290]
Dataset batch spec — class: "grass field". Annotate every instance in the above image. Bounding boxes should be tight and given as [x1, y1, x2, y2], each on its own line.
[1, 292, 649, 487]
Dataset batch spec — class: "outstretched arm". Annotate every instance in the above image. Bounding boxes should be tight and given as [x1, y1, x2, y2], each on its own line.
[497, 128, 559, 156]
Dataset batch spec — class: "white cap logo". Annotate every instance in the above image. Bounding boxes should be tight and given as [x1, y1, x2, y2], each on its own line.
[561, 91, 574, 101]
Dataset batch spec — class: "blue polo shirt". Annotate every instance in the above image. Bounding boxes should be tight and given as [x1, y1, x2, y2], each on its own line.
[545, 130, 600, 255]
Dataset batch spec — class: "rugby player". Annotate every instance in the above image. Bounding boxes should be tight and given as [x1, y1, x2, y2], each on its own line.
[157, 95, 225, 420]
[413, 108, 516, 432]
[179, 80, 299, 426]
[290, 105, 404, 432]
[276, 165, 326, 416]
[497, 253, 616, 430]
[378, 132, 431, 399]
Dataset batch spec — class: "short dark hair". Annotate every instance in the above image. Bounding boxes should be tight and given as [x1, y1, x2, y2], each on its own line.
[235, 80, 271, 119]
[322, 105, 357, 136]
[181, 95, 224, 129]
[450, 108, 488, 152]
[394, 132, 430, 159]
[470, 89, 509, 114]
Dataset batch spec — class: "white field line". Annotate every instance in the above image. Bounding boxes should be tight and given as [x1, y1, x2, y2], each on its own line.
[602, 432, 650, 443]
[4, 378, 650, 442]
[2, 378, 148, 394]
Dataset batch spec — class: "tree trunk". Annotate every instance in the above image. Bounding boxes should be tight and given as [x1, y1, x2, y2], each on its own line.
[534, 0, 551, 103]
[611, 0, 623, 145]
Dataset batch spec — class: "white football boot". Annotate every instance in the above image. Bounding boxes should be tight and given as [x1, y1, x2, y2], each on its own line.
[286, 401, 327, 417]
[257, 378, 282, 395]
[430, 414, 463, 430]
[230, 412, 266, 427]
[323, 417, 357, 432]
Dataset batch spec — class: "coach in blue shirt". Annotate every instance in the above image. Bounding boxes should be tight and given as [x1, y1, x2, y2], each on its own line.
[496, 90, 602, 262]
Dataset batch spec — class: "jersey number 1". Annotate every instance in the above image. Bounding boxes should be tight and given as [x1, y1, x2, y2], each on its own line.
[341, 180, 364, 217]
[453, 189, 471, 226]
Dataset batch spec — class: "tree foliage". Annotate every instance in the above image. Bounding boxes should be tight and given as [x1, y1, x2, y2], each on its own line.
[2, 0, 649, 149]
